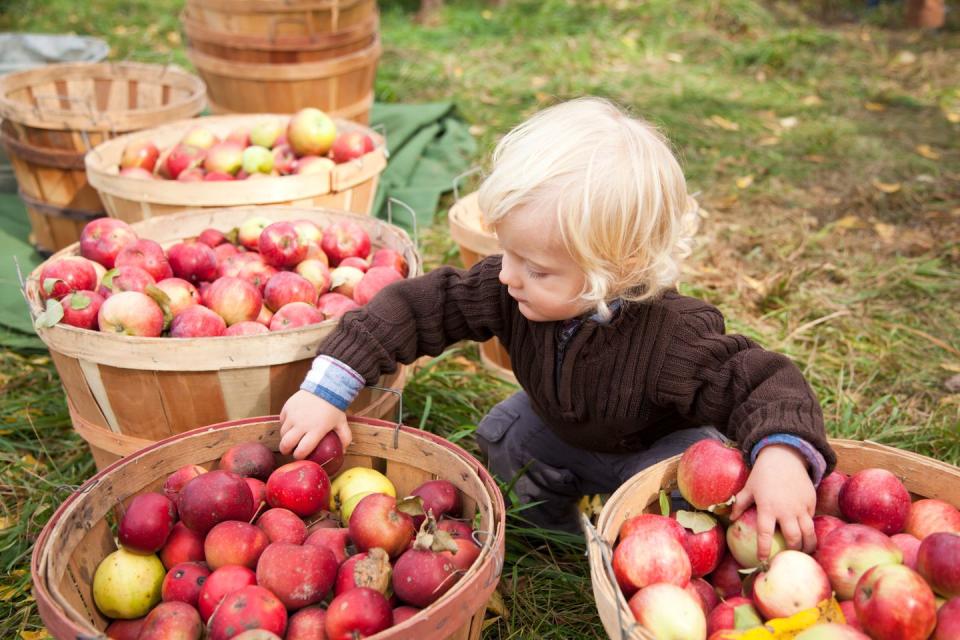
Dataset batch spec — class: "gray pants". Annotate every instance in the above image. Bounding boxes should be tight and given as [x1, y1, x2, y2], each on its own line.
[475, 391, 724, 533]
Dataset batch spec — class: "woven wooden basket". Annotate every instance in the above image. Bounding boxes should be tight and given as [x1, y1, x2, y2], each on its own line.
[448, 192, 516, 384]
[31, 415, 507, 640]
[184, 0, 378, 38]
[84, 114, 385, 222]
[584, 439, 960, 640]
[23, 206, 420, 469]
[182, 7, 379, 63]
[187, 36, 380, 124]
[0, 62, 206, 253]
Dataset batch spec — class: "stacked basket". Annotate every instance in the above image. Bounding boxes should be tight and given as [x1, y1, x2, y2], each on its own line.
[0, 62, 206, 253]
[182, 0, 381, 123]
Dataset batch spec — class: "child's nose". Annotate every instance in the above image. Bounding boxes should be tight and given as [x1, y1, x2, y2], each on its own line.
[498, 255, 520, 288]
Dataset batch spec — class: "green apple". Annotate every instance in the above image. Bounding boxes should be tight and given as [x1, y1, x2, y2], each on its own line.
[241, 145, 274, 175]
[93, 547, 165, 619]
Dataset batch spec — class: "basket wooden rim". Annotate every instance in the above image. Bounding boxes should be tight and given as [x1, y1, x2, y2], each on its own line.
[448, 192, 501, 258]
[84, 114, 386, 205]
[0, 62, 207, 132]
[186, 0, 371, 12]
[182, 8, 379, 51]
[586, 438, 960, 640]
[24, 206, 420, 370]
[186, 35, 381, 80]
[31, 415, 507, 640]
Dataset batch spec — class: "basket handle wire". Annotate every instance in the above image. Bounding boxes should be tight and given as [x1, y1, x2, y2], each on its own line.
[365, 384, 405, 448]
[386, 196, 419, 248]
[452, 165, 482, 204]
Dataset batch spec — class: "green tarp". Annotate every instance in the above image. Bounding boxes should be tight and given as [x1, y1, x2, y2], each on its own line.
[0, 101, 476, 351]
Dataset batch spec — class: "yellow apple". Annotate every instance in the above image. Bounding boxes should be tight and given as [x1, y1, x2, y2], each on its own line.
[93, 547, 165, 619]
[329, 467, 395, 518]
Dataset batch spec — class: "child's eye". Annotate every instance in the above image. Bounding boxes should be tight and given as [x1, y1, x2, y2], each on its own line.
[526, 267, 547, 279]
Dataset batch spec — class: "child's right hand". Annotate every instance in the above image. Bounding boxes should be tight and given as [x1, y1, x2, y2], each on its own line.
[278, 390, 352, 459]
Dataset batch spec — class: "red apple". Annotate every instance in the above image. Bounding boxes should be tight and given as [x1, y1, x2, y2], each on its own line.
[392, 606, 420, 625]
[59, 290, 104, 329]
[334, 549, 392, 597]
[154, 278, 200, 317]
[167, 241, 218, 284]
[349, 493, 417, 559]
[197, 565, 258, 623]
[272, 144, 297, 175]
[816, 471, 849, 518]
[628, 583, 707, 640]
[197, 228, 227, 248]
[181, 126, 218, 150]
[305, 527, 351, 566]
[753, 550, 832, 619]
[160, 522, 205, 569]
[263, 271, 317, 311]
[287, 107, 337, 156]
[295, 155, 335, 175]
[259, 222, 308, 268]
[353, 266, 403, 306]
[245, 477, 267, 517]
[613, 527, 692, 597]
[815, 523, 903, 600]
[104, 618, 146, 640]
[176, 167, 205, 182]
[204, 520, 270, 570]
[892, 533, 922, 570]
[437, 519, 481, 573]
[161, 561, 210, 608]
[370, 248, 409, 278]
[673, 510, 726, 578]
[219, 442, 276, 481]
[841, 599, 862, 631]
[815, 515, 846, 547]
[137, 600, 203, 640]
[163, 143, 206, 179]
[256, 541, 338, 610]
[256, 508, 307, 545]
[709, 553, 744, 598]
[120, 140, 160, 171]
[116, 239, 172, 281]
[295, 259, 331, 294]
[906, 499, 960, 539]
[839, 468, 911, 535]
[392, 545, 459, 608]
[286, 606, 327, 640]
[225, 127, 250, 148]
[213, 242, 239, 262]
[177, 469, 254, 534]
[321, 221, 371, 266]
[163, 464, 207, 504]
[224, 321, 270, 336]
[119, 166, 155, 179]
[305, 430, 345, 476]
[97, 291, 164, 336]
[325, 587, 392, 640]
[339, 256, 369, 272]
[118, 492, 178, 553]
[170, 304, 226, 338]
[207, 585, 287, 640]
[854, 563, 936, 640]
[410, 479, 461, 527]
[80, 218, 138, 268]
[619, 513, 686, 545]
[256, 304, 273, 327]
[39, 256, 98, 300]
[317, 292, 360, 319]
[204, 276, 263, 326]
[935, 598, 960, 640]
[97, 265, 156, 297]
[266, 460, 330, 518]
[331, 131, 374, 163]
[237, 216, 272, 251]
[677, 439, 749, 510]
[917, 532, 960, 598]
[706, 596, 762, 636]
[269, 302, 324, 331]
[687, 577, 719, 616]
[203, 142, 244, 175]
[726, 507, 787, 568]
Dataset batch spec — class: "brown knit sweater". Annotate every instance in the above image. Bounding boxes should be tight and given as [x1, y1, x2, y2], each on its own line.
[320, 256, 836, 468]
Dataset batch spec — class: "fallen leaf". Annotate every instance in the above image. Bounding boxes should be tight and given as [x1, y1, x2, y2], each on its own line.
[865, 102, 887, 112]
[709, 115, 740, 131]
[666, 52, 684, 63]
[872, 179, 902, 194]
[915, 144, 940, 160]
[940, 363, 960, 373]
[835, 215, 864, 230]
[946, 112, 960, 123]
[736, 175, 754, 189]
[757, 135, 780, 146]
[802, 95, 823, 106]
[166, 31, 181, 45]
[481, 9, 493, 19]
[20, 631, 51, 640]
[874, 222, 896, 243]
[779, 116, 799, 129]
[893, 50, 917, 66]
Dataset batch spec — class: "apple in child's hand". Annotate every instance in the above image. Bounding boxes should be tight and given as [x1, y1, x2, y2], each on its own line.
[257, 508, 308, 545]
[259, 222, 308, 268]
[627, 583, 706, 640]
[266, 460, 330, 517]
[242, 145, 274, 174]
[331, 131, 374, 163]
[287, 107, 337, 156]
[370, 248, 409, 277]
[317, 292, 360, 319]
[353, 266, 404, 306]
[159, 522, 205, 569]
[120, 139, 160, 172]
[206, 585, 287, 640]
[98, 291, 164, 336]
[154, 278, 200, 317]
[839, 468, 911, 535]
[197, 565, 257, 623]
[59, 290, 104, 329]
[170, 304, 226, 337]
[80, 218, 138, 268]
[250, 118, 285, 149]
[164, 143, 205, 179]
[177, 469, 254, 534]
[180, 126, 218, 150]
[39, 256, 98, 300]
[853, 564, 937, 640]
[906, 499, 960, 539]
[916, 532, 960, 597]
[305, 431, 344, 476]
[256, 541, 338, 610]
[325, 587, 392, 639]
[677, 439, 748, 511]
[204, 276, 263, 326]
[816, 470, 849, 518]
[726, 506, 787, 568]
[321, 221, 371, 266]
[161, 561, 210, 608]
[118, 492, 178, 553]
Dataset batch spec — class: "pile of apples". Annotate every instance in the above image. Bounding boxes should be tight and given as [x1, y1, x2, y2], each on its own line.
[613, 440, 960, 640]
[94, 432, 482, 640]
[34, 214, 409, 337]
[117, 107, 375, 182]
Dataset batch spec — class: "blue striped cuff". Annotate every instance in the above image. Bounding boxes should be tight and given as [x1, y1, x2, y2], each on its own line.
[750, 434, 827, 486]
[300, 355, 365, 411]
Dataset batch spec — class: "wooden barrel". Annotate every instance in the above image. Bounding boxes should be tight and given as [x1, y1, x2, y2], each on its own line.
[184, 0, 378, 38]
[182, 8, 379, 63]
[0, 62, 206, 254]
[585, 439, 960, 640]
[186, 36, 380, 124]
[31, 416, 507, 640]
[24, 206, 421, 470]
[85, 114, 385, 222]
[448, 192, 516, 384]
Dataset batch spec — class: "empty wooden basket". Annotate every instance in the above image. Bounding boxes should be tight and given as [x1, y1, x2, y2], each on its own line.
[31, 415, 507, 640]
[84, 114, 386, 222]
[24, 206, 421, 469]
[0, 62, 206, 253]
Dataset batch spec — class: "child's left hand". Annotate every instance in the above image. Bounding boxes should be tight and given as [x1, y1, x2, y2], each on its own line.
[729, 444, 817, 561]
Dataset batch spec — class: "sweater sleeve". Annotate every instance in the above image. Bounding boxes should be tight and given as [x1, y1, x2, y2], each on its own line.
[317, 256, 509, 384]
[653, 305, 836, 472]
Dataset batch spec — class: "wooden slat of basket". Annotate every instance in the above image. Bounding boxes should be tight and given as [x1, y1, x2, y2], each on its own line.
[98, 366, 173, 442]
[185, 0, 376, 34]
[156, 370, 230, 433]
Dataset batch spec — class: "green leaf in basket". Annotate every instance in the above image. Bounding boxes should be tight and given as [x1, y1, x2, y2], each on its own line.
[675, 510, 718, 534]
[34, 298, 64, 329]
[225, 227, 240, 246]
[43, 277, 61, 296]
[100, 268, 117, 291]
[396, 495, 425, 517]
[733, 603, 763, 629]
[658, 489, 671, 517]
[144, 284, 173, 330]
[69, 293, 92, 310]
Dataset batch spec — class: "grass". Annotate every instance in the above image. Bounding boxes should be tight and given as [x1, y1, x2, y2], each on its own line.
[1, 0, 959, 637]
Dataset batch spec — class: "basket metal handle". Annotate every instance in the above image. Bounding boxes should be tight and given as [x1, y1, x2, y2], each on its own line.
[386, 197, 419, 248]
[365, 384, 406, 448]
[452, 165, 482, 204]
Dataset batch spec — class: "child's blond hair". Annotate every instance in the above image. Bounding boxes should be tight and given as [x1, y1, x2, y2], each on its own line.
[477, 97, 698, 318]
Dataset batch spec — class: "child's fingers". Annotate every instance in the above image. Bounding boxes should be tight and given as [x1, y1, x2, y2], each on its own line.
[779, 516, 803, 551]
[800, 514, 817, 554]
[292, 426, 325, 460]
[333, 420, 353, 451]
[756, 510, 778, 561]
[730, 487, 754, 521]
[278, 424, 304, 455]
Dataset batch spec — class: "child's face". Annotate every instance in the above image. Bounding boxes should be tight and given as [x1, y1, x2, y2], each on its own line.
[494, 206, 592, 322]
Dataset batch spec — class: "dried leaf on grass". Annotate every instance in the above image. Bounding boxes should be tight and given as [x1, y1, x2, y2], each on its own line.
[915, 145, 940, 160]
[709, 115, 740, 131]
[871, 179, 902, 194]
